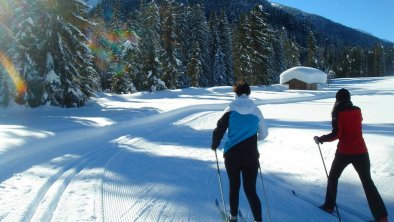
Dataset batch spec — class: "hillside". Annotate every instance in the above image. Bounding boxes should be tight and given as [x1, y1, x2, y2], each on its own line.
[266, 2, 393, 48]
[90, 0, 393, 49]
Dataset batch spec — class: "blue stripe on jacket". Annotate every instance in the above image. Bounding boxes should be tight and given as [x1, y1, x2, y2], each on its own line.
[224, 111, 259, 153]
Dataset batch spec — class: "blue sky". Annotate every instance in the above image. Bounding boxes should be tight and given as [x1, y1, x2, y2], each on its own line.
[269, 0, 394, 43]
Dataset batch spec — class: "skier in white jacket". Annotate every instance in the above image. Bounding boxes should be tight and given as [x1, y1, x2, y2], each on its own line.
[212, 81, 268, 222]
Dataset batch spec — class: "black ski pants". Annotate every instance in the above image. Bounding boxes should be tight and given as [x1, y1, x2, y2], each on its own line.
[225, 158, 262, 221]
[324, 153, 388, 220]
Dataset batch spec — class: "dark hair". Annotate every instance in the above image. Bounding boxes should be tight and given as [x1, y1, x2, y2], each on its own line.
[336, 88, 351, 102]
[233, 81, 251, 96]
[331, 88, 352, 117]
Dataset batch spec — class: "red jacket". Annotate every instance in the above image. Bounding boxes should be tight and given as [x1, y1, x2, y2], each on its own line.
[319, 104, 368, 155]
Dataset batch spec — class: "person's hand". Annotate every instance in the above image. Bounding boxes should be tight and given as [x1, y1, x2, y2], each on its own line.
[313, 136, 322, 144]
[211, 145, 217, 151]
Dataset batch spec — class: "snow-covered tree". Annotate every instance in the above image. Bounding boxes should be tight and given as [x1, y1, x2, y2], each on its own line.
[306, 30, 318, 68]
[217, 11, 234, 85]
[90, 3, 113, 90]
[209, 13, 226, 86]
[187, 41, 203, 87]
[0, 1, 33, 106]
[111, 0, 123, 30]
[12, 0, 45, 107]
[0, 51, 15, 106]
[1, 0, 102, 107]
[249, 5, 274, 85]
[284, 36, 301, 69]
[160, 0, 181, 89]
[0, 2, 18, 106]
[233, 14, 252, 82]
[173, 5, 191, 88]
[41, 0, 101, 107]
[137, 1, 165, 91]
[189, 4, 210, 87]
[272, 27, 287, 83]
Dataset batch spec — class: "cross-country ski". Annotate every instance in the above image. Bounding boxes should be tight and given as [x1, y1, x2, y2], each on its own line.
[292, 190, 375, 222]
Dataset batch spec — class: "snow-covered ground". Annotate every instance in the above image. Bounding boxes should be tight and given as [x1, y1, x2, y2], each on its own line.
[0, 77, 393, 222]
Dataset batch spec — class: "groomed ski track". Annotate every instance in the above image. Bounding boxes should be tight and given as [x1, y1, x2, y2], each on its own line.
[2, 78, 391, 222]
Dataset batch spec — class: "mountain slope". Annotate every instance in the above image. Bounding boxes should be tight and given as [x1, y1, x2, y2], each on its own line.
[266, 2, 393, 48]
[89, 0, 393, 49]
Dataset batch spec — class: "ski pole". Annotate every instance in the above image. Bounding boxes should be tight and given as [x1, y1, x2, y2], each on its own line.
[258, 165, 272, 222]
[214, 149, 228, 219]
[316, 143, 342, 222]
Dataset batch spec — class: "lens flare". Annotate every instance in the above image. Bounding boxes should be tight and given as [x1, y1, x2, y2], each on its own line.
[0, 0, 17, 25]
[88, 29, 139, 74]
[0, 52, 26, 96]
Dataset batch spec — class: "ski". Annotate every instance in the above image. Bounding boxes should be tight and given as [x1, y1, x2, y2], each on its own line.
[215, 198, 228, 222]
[292, 189, 374, 222]
[291, 190, 340, 219]
[215, 198, 248, 222]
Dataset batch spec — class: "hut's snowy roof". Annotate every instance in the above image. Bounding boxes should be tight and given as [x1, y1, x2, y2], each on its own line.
[279, 66, 327, 84]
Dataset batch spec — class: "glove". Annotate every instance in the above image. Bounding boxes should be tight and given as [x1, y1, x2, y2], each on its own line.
[313, 136, 322, 144]
[211, 144, 218, 151]
[211, 140, 220, 151]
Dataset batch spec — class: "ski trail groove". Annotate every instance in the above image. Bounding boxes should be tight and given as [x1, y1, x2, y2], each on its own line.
[22, 144, 113, 222]
[101, 109, 224, 221]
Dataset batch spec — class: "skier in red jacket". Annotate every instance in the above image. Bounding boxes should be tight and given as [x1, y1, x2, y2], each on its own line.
[314, 88, 388, 222]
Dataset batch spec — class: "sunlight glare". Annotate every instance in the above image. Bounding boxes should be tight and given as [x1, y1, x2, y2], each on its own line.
[0, 52, 26, 97]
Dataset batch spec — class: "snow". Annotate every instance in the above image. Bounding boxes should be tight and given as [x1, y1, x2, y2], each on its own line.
[45, 70, 60, 84]
[0, 76, 393, 221]
[85, 0, 100, 9]
[280, 66, 328, 84]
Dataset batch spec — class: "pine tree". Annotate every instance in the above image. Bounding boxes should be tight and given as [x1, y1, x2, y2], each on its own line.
[138, 1, 165, 91]
[12, 0, 46, 107]
[336, 48, 351, 78]
[385, 46, 394, 75]
[121, 29, 140, 93]
[368, 43, 385, 77]
[248, 5, 274, 85]
[189, 4, 210, 87]
[0, 51, 15, 106]
[173, 4, 190, 88]
[233, 14, 252, 82]
[272, 27, 287, 83]
[323, 44, 336, 74]
[187, 41, 203, 87]
[111, 0, 123, 30]
[90, 3, 112, 90]
[213, 50, 226, 85]
[209, 13, 226, 86]
[160, 0, 181, 89]
[0, 1, 19, 106]
[217, 11, 234, 85]
[306, 31, 318, 68]
[284, 36, 301, 69]
[348, 47, 363, 77]
[41, 0, 101, 107]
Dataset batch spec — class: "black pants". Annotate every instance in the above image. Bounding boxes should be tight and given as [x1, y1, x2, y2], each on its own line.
[324, 153, 388, 220]
[225, 158, 262, 221]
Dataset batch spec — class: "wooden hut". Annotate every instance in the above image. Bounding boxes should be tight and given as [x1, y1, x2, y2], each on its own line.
[279, 66, 327, 90]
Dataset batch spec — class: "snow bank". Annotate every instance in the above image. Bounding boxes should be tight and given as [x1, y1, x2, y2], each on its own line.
[280, 66, 327, 84]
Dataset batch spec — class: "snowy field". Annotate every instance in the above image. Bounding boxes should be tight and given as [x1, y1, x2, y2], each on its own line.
[0, 77, 393, 222]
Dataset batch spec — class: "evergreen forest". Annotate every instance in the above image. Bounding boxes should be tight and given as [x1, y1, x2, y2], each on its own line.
[0, 0, 393, 108]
